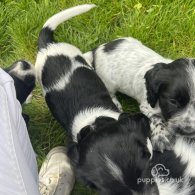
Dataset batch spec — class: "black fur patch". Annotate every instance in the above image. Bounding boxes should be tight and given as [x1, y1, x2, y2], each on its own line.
[22, 61, 31, 70]
[42, 55, 71, 89]
[38, 27, 54, 50]
[104, 39, 125, 53]
[11, 74, 35, 104]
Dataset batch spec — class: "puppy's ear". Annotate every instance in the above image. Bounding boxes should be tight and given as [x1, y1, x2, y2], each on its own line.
[69, 126, 93, 165]
[95, 116, 116, 129]
[77, 125, 93, 143]
[144, 63, 167, 108]
[134, 113, 151, 137]
[119, 113, 151, 137]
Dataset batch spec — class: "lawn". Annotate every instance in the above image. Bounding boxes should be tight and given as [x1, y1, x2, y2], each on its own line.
[0, 0, 194, 194]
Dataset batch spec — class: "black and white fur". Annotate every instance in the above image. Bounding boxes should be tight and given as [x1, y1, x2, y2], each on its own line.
[152, 136, 195, 195]
[4, 60, 36, 126]
[35, 5, 158, 195]
[84, 37, 195, 152]
[4, 60, 36, 105]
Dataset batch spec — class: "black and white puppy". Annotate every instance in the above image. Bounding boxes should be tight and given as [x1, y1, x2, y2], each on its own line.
[4, 60, 36, 126]
[4, 60, 36, 105]
[35, 5, 157, 195]
[84, 37, 195, 152]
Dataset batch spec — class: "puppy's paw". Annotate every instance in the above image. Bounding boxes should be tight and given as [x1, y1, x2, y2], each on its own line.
[140, 103, 157, 118]
[151, 129, 172, 152]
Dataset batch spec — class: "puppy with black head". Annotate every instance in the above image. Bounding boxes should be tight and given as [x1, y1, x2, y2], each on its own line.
[84, 37, 195, 152]
[35, 5, 157, 195]
[4, 60, 36, 126]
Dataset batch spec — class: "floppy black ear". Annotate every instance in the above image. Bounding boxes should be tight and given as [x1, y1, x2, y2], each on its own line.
[94, 116, 117, 129]
[68, 125, 93, 165]
[77, 125, 93, 143]
[135, 113, 151, 137]
[144, 63, 167, 108]
[121, 112, 151, 137]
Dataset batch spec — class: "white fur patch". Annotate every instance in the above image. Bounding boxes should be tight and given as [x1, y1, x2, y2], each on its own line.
[43, 4, 96, 30]
[156, 176, 192, 195]
[146, 137, 153, 159]
[104, 155, 124, 183]
[72, 107, 120, 142]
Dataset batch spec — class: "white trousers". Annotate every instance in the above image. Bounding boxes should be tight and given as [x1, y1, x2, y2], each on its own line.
[0, 68, 40, 195]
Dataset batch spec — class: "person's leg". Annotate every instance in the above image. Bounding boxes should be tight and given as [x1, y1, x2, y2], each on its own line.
[0, 68, 40, 195]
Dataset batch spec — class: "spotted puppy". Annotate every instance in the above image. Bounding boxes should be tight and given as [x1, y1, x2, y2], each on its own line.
[35, 5, 158, 195]
[84, 37, 195, 152]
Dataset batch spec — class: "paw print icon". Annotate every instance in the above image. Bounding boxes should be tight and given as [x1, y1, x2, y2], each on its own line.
[151, 164, 170, 178]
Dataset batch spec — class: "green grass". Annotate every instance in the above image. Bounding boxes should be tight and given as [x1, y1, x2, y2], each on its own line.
[0, 0, 194, 194]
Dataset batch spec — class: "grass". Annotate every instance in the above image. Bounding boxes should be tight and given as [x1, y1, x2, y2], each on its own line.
[0, 0, 194, 194]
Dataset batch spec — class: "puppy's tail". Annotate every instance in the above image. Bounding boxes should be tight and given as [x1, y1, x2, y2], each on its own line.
[38, 4, 96, 50]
